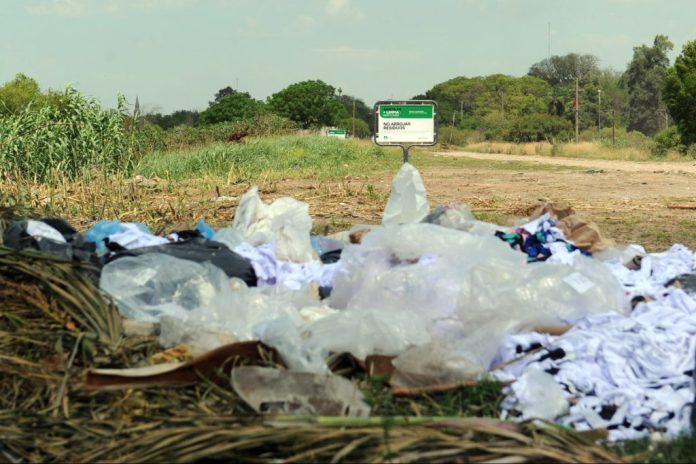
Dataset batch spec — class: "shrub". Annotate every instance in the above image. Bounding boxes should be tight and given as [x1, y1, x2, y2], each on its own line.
[480, 111, 511, 140]
[338, 117, 371, 138]
[439, 127, 484, 146]
[652, 126, 683, 156]
[507, 114, 573, 142]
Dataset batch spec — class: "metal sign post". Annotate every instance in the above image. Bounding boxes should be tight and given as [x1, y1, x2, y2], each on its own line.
[373, 100, 438, 164]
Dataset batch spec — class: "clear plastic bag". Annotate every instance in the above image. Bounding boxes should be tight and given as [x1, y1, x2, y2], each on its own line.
[455, 254, 628, 367]
[391, 341, 484, 387]
[100, 253, 229, 322]
[382, 163, 429, 225]
[212, 227, 244, 251]
[329, 223, 524, 318]
[304, 306, 432, 360]
[422, 204, 504, 235]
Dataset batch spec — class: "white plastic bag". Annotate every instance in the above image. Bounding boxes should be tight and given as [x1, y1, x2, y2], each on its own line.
[510, 366, 569, 420]
[382, 163, 429, 225]
[232, 187, 316, 262]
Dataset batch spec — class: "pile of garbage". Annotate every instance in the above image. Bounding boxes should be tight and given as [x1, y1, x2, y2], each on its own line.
[3, 162, 695, 444]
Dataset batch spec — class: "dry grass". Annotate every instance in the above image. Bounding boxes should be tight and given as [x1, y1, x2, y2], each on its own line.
[463, 141, 691, 162]
[1, 414, 627, 463]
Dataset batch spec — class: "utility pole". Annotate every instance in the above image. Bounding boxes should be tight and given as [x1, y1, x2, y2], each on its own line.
[575, 78, 579, 143]
[460, 99, 463, 121]
[598, 88, 602, 135]
[612, 109, 616, 147]
[352, 97, 356, 137]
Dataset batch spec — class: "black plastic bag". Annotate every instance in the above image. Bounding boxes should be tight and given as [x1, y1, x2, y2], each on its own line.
[106, 237, 258, 287]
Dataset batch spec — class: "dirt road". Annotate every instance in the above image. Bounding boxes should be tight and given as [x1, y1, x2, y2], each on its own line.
[433, 149, 696, 174]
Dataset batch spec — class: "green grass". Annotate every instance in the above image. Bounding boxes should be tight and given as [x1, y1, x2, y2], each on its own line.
[360, 375, 504, 418]
[136, 135, 392, 182]
[135, 136, 583, 184]
[614, 433, 696, 463]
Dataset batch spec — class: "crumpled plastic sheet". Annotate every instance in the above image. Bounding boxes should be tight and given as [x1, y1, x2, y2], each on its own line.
[100, 253, 229, 322]
[329, 222, 626, 369]
[422, 204, 501, 235]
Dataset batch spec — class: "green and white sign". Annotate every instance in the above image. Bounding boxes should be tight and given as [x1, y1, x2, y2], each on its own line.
[326, 128, 348, 139]
[375, 101, 437, 146]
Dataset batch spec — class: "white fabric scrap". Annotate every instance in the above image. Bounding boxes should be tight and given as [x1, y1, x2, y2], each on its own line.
[234, 242, 341, 290]
[107, 223, 169, 250]
[496, 244, 696, 441]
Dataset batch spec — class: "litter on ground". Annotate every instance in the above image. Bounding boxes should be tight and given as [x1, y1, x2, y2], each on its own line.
[2, 161, 695, 451]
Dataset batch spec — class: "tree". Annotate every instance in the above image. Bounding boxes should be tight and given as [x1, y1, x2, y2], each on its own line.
[529, 54, 599, 86]
[529, 54, 600, 130]
[336, 94, 371, 123]
[663, 39, 696, 146]
[267, 80, 346, 128]
[199, 91, 264, 125]
[213, 86, 242, 102]
[623, 35, 673, 136]
[0, 73, 43, 115]
[145, 110, 199, 129]
[417, 74, 551, 129]
[339, 117, 371, 138]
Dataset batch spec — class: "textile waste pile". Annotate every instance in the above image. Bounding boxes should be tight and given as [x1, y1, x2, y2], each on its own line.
[1, 162, 694, 462]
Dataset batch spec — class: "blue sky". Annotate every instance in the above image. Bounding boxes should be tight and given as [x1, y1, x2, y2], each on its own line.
[1, 0, 694, 113]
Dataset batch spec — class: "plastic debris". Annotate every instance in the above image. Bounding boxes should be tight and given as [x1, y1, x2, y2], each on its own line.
[212, 227, 244, 251]
[496, 244, 696, 441]
[231, 366, 370, 416]
[421, 204, 501, 235]
[507, 366, 569, 420]
[382, 162, 429, 225]
[232, 186, 316, 262]
[85, 220, 168, 255]
[106, 237, 257, 286]
[390, 341, 484, 388]
[4, 218, 96, 261]
[304, 306, 432, 361]
[100, 253, 231, 322]
[195, 219, 215, 239]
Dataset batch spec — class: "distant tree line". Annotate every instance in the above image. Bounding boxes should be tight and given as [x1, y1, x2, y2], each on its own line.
[2, 33, 696, 149]
[142, 80, 373, 138]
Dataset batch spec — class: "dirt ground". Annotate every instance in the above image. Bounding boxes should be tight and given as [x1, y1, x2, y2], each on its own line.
[15, 149, 693, 252]
[274, 150, 696, 252]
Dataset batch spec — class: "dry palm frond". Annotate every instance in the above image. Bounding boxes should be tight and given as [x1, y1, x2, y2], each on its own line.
[0, 414, 626, 463]
[0, 246, 122, 352]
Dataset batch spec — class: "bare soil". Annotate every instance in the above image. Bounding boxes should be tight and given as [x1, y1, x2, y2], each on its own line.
[277, 150, 696, 251]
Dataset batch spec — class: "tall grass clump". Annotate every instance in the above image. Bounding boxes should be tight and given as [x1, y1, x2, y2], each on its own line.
[136, 113, 299, 153]
[136, 135, 385, 182]
[0, 88, 137, 182]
